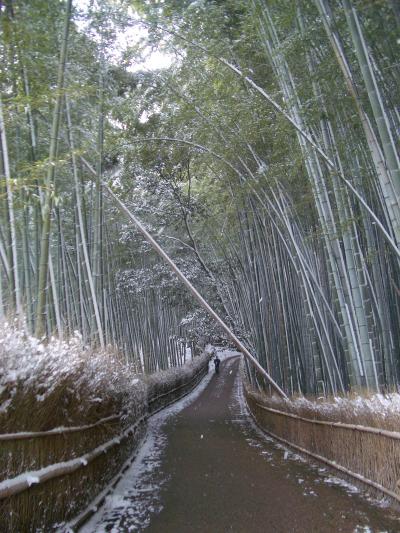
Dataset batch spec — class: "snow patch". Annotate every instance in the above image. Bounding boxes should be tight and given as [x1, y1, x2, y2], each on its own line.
[323, 476, 359, 494]
[26, 475, 39, 486]
[262, 391, 400, 430]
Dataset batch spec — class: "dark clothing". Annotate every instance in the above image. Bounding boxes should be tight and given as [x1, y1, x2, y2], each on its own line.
[213, 357, 221, 373]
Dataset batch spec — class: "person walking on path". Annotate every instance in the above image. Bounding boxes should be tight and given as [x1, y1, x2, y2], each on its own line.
[213, 354, 221, 374]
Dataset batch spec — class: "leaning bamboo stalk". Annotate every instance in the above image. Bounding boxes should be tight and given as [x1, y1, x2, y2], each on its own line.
[80, 158, 283, 388]
[103, 183, 288, 399]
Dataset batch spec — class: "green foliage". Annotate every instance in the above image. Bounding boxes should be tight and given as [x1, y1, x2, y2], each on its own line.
[1, 0, 400, 392]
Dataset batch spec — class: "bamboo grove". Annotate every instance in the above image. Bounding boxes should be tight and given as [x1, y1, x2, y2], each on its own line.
[0, 0, 196, 373]
[1, 0, 400, 396]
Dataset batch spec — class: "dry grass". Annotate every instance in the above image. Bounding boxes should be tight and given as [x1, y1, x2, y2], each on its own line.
[146, 352, 210, 413]
[246, 385, 400, 432]
[0, 323, 146, 433]
[0, 423, 146, 533]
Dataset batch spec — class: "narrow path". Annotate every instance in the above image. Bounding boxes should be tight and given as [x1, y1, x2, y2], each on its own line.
[81, 356, 400, 533]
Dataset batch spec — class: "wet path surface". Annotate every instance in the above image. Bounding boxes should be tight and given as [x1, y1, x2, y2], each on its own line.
[81, 356, 400, 533]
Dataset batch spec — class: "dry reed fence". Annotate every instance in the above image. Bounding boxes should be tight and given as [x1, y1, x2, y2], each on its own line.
[0, 349, 210, 533]
[244, 384, 400, 505]
[146, 358, 210, 414]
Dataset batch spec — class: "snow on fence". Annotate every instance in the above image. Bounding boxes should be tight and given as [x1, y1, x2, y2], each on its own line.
[0, 410, 144, 532]
[245, 387, 400, 505]
[0, 416, 147, 499]
[0, 413, 122, 441]
[0, 346, 209, 533]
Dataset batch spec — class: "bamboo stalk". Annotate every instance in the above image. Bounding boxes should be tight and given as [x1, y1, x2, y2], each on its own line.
[0, 95, 21, 316]
[65, 98, 105, 347]
[35, 0, 72, 337]
[343, 0, 400, 199]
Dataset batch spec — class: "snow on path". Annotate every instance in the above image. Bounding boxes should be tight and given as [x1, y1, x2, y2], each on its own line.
[79, 348, 236, 533]
[76, 352, 400, 533]
[229, 364, 398, 532]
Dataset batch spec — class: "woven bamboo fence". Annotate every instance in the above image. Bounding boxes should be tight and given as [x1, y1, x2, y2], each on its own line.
[245, 387, 400, 505]
[0, 356, 209, 532]
[147, 362, 209, 414]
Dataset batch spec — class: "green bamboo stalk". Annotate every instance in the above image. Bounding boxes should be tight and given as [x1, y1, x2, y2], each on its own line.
[35, 0, 72, 337]
[65, 98, 105, 347]
[0, 94, 21, 316]
[343, 0, 400, 198]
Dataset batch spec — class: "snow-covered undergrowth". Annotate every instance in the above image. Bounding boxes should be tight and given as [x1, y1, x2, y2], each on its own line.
[0, 321, 209, 433]
[0, 321, 146, 433]
[145, 352, 210, 410]
[249, 388, 400, 432]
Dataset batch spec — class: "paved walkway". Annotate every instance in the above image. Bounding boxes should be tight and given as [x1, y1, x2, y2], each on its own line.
[81, 356, 400, 532]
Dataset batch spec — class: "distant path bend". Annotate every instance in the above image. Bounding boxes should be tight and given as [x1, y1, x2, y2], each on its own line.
[81, 356, 400, 533]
